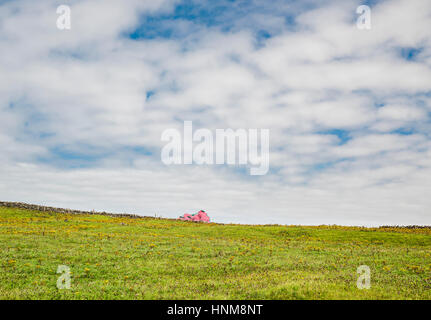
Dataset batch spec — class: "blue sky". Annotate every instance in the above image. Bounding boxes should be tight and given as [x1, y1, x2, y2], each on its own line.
[0, 0, 431, 225]
[128, 0, 313, 39]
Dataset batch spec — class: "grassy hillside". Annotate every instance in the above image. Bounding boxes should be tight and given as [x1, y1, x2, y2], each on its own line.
[0, 206, 430, 300]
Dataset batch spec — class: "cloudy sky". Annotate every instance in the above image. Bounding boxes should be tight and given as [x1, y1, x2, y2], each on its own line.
[1, 0, 430, 225]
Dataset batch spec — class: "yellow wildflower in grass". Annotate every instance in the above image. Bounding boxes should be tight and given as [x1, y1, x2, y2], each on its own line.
[383, 265, 392, 272]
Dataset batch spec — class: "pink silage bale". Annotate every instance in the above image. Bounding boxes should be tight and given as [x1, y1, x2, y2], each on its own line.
[201, 213, 210, 222]
[180, 213, 192, 221]
[179, 211, 210, 222]
[197, 210, 210, 222]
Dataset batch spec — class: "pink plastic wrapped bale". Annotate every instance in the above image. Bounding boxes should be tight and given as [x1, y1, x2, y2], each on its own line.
[179, 210, 210, 222]
[179, 213, 192, 221]
[197, 210, 210, 222]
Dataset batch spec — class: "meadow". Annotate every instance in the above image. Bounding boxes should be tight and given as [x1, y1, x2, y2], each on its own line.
[0, 205, 430, 300]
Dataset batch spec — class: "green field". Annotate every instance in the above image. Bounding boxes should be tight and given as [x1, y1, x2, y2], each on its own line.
[0, 205, 430, 300]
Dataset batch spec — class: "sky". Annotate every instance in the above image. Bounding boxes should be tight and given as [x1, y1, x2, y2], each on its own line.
[0, 0, 431, 226]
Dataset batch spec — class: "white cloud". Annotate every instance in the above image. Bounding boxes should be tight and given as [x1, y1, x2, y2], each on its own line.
[0, 0, 430, 225]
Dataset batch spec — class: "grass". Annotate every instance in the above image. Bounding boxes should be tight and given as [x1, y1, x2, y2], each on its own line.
[0, 206, 430, 300]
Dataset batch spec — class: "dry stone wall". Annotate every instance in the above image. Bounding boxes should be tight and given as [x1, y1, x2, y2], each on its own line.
[0, 201, 161, 220]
